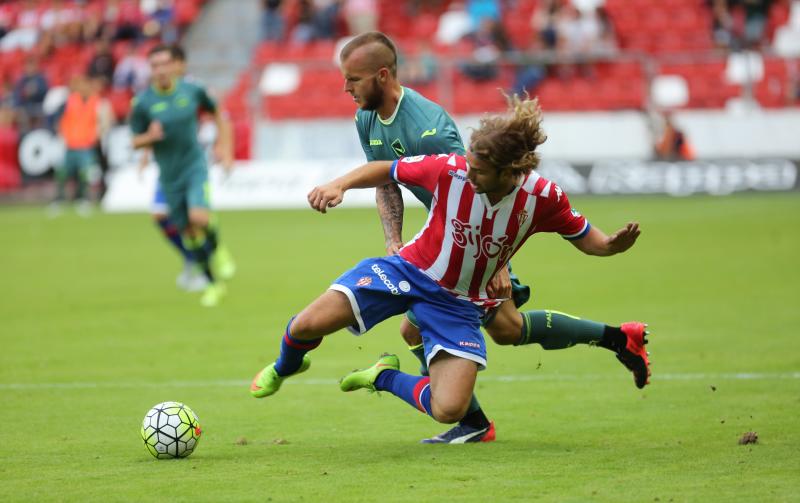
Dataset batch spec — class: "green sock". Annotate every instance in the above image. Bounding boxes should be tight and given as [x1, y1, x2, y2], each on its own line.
[408, 343, 428, 376]
[517, 310, 606, 349]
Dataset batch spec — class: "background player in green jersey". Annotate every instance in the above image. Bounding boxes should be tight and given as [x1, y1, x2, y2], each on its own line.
[340, 32, 651, 443]
[139, 45, 237, 294]
[130, 45, 234, 307]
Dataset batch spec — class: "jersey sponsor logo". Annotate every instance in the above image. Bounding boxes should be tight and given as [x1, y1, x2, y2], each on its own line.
[448, 169, 468, 182]
[176, 95, 190, 108]
[402, 155, 425, 163]
[391, 138, 406, 157]
[369, 139, 383, 146]
[150, 102, 168, 113]
[451, 218, 514, 262]
[356, 276, 373, 287]
[458, 340, 481, 349]
[421, 128, 437, 138]
[370, 264, 400, 295]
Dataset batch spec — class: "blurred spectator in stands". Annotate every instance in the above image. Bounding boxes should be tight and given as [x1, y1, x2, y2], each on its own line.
[655, 113, 695, 161]
[467, 0, 500, 29]
[106, 0, 143, 41]
[13, 57, 48, 133]
[344, 0, 377, 35]
[87, 38, 116, 88]
[41, 0, 82, 46]
[399, 41, 438, 86]
[0, 0, 40, 52]
[553, 3, 615, 79]
[437, 1, 473, 45]
[312, 0, 342, 40]
[0, 2, 13, 41]
[460, 16, 511, 81]
[532, 0, 561, 50]
[291, 0, 317, 44]
[709, 0, 736, 49]
[142, 0, 178, 43]
[741, 0, 774, 49]
[0, 82, 14, 110]
[51, 74, 104, 215]
[261, 0, 285, 41]
[113, 43, 151, 93]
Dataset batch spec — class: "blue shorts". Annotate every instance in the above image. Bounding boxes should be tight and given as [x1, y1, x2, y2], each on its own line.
[331, 255, 488, 370]
[151, 184, 168, 214]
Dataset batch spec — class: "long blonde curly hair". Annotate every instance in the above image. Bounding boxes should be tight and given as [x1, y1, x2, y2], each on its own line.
[469, 93, 547, 177]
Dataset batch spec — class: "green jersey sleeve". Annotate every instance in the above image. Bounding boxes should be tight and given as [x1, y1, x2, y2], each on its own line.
[129, 96, 149, 135]
[194, 84, 217, 113]
[418, 119, 465, 156]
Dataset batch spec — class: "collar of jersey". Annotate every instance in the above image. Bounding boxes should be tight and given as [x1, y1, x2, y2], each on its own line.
[152, 79, 178, 96]
[377, 87, 405, 126]
[478, 178, 524, 217]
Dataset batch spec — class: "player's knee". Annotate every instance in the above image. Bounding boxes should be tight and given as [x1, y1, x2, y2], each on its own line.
[290, 311, 322, 339]
[399, 318, 422, 346]
[432, 399, 469, 424]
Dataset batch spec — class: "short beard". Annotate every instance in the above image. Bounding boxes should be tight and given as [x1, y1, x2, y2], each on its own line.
[359, 79, 384, 111]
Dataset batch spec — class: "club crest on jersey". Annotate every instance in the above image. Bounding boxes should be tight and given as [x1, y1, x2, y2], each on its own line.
[451, 218, 514, 263]
[391, 138, 406, 157]
[516, 209, 529, 227]
[356, 276, 372, 287]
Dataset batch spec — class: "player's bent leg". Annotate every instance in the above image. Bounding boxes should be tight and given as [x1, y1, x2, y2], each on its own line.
[427, 353, 478, 423]
[484, 300, 524, 345]
[251, 290, 357, 398]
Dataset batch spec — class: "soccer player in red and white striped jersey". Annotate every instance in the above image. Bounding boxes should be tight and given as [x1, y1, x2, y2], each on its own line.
[250, 95, 648, 435]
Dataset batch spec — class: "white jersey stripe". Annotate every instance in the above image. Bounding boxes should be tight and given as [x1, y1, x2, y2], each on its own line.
[476, 190, 517, 298]
[425, 176, 467, 281]
[454, 192, 488, 294]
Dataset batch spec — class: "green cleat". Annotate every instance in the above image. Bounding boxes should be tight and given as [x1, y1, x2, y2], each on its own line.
[200, 282, 226, 307]
[212, 244, 237, 281]
[250, 355, 311, 398]
[339, 353, 400, 392]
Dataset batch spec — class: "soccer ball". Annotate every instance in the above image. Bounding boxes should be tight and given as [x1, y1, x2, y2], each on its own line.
[140, 401, 202, 459]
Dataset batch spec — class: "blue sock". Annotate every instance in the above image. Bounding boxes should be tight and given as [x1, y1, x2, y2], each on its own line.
[274, 318, 322, 376]
[156, 216, 192, 261]
[375, 370, 433, 417]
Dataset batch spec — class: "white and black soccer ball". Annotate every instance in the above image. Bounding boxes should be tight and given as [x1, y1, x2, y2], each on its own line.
[140, 401, 202, 459]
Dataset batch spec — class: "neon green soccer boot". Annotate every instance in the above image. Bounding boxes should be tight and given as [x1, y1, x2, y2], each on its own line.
[200, 282, 226, 307]
[212, 244, 237, 281]
[339, 353, 400, 392]
[250, 355, 312, 398]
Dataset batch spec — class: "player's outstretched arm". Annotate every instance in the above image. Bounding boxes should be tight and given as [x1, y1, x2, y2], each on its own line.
[308, 161, 394, 213]
[376, 183, 404, 255]
[570, 222, 640, 256]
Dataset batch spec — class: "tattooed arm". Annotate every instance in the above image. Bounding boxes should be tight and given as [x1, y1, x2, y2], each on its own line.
[376, 183, 404, 255]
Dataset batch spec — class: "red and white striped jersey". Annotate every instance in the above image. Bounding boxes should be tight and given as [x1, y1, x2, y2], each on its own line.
[391, 153, 590, 307]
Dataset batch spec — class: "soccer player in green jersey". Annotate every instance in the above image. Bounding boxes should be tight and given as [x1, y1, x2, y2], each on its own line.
[339, 32, 651, 443]
[130, 44, 234, 307]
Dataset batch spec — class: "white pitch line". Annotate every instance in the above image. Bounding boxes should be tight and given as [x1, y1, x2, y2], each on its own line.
[0, 372, 798, 391]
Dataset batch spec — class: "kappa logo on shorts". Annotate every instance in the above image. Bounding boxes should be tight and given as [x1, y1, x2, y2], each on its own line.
[459, 341, 481, 349]
[356, 276, 372, 287]
[370, 264, 400, 295]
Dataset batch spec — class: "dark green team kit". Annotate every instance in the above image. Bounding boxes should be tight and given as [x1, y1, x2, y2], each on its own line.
[355, 87, 530, 318]
[130, 79, 216, 230]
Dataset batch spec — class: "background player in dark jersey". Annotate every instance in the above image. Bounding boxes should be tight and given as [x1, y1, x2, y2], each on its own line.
[339, 32, 652, 443]
[130, 45, 233, 307]
[141, 45, 237, 294]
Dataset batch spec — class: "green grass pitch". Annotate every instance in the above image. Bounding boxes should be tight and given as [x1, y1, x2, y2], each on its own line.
[1, 193, 798, 502]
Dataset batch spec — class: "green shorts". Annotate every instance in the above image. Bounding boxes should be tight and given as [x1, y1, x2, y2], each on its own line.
[161, 169, 210, 231]
[405, 263, 531, 329]
[59, 148, 97, 178]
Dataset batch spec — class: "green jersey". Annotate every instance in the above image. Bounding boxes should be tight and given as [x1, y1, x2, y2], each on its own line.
[130, 79, 217, 190]
[355, 87, 464, 208]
